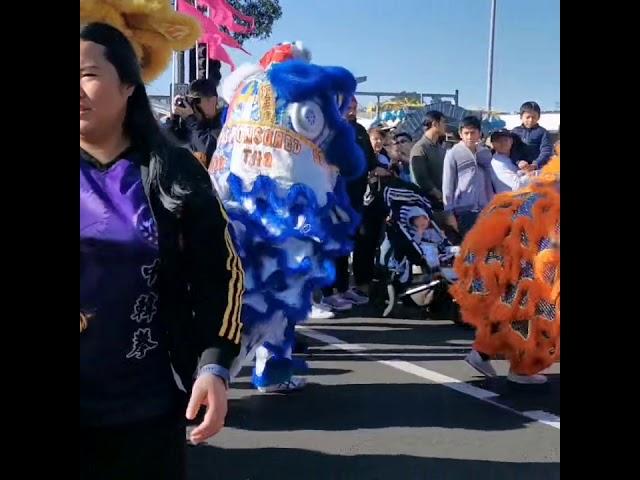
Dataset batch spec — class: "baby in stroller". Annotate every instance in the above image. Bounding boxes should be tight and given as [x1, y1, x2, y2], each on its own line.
[378, 185, 459, 317]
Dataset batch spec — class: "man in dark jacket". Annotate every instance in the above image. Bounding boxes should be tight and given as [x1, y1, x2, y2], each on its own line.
[346, 97, 379, 210]
[510, 101, 553, 169]
[162, 78, 222, 168]
[321, 96, 380, 310]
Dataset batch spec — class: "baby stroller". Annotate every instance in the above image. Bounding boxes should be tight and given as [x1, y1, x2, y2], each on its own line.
[376, 183, 461, 319]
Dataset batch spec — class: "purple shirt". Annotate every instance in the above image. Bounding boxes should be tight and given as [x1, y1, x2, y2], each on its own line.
[80, 152, 177, 426]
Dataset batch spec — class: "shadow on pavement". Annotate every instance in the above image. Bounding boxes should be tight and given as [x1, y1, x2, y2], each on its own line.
[468, 374, 560, 417]
[226, 382, 539, 433]
[302, 318, 475, 350]
[303, 351, 469, 362]
[188, 445, 560, 480]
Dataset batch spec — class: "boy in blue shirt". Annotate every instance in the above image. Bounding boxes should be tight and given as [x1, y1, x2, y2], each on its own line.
[511, 101, 553, 169]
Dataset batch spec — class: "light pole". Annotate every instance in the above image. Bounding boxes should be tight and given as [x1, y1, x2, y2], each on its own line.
[486, 0, 497, 118]
[171, 0, 186, 95]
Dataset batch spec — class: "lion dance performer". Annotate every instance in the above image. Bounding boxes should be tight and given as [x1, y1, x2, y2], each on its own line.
[208, 42, 365, 392]
[451, 146, 560, 385]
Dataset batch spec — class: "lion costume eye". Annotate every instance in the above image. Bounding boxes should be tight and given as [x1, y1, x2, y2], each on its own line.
[288, 101, 325, 140]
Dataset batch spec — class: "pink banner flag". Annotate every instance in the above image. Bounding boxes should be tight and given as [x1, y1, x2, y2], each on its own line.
[200, 0, 255, 34]
[202, 33, 236, 68]
[177, 0, 255, 69]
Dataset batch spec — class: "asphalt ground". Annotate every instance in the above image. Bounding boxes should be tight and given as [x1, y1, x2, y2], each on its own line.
[187, 305, 559, 480]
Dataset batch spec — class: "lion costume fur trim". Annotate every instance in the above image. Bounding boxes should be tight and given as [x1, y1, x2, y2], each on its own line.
[80, 0, 202, 82]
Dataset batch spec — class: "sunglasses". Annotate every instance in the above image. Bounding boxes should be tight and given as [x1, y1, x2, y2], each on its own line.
[393, 138, 410, 145]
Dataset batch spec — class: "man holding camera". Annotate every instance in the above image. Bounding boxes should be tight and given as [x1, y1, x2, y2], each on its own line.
[163, 78, 222, 168]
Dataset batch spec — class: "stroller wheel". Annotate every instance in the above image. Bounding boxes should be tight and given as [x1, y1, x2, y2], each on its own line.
[383, 284, 396, 317]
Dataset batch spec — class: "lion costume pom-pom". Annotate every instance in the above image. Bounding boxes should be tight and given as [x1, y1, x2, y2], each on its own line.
[80, 0, 202, 82]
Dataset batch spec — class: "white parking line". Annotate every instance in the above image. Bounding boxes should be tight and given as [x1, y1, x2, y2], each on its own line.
[522, 410, 561, 429]
[297, 326, 560, 431]
[308, 352, 469, 358]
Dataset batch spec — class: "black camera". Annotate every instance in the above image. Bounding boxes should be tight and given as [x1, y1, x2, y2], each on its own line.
[174, 96, 189, 109]
[175, 95, 202, 110]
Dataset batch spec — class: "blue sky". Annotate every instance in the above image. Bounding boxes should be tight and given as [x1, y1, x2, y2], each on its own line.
[149, 0, 559, 112]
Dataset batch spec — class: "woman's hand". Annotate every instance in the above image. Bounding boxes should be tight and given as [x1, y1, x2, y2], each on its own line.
[186, 373, 228, 444]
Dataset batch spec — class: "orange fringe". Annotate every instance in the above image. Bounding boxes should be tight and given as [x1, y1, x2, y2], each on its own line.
[450, 154, 560, 376]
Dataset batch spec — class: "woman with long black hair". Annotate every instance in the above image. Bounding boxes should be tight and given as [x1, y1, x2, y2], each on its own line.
[80, 22, 244, 479]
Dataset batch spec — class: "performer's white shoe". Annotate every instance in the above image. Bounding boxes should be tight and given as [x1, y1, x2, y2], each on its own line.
[309, 304, 335, 319]
[257, 376, 307, 393]
[507, 371, 548, 385]
[465, 350, 498, 378]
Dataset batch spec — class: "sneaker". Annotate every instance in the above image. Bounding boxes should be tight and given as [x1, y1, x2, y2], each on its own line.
[465, 350, 498, 378]
[309, 304, 335, 319]
[341, 288, 369, 305]
[257, 376, 307, 393]
[320, 294, 353, 311]
[507, 371, 548, 385]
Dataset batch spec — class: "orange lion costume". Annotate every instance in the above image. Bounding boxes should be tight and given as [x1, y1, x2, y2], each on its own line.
[450, 147, 559, 378]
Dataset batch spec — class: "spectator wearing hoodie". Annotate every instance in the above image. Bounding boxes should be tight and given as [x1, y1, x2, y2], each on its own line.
[442, 116, 494, 238]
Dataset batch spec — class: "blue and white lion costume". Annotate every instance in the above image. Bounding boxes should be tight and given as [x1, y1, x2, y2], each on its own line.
[208, 42, 365, 390]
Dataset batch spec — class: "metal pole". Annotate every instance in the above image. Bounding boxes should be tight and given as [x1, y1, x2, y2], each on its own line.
[486, 0, 497, 117]
[172, 0, 177, 88]
[176, 51, 185, 84]
[172, 1, 186, 90]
